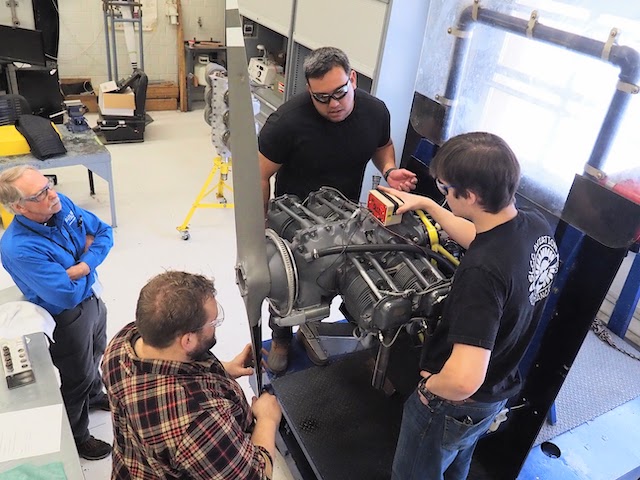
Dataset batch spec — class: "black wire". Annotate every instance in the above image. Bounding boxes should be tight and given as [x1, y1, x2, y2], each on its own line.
[313, 208, 362, 291]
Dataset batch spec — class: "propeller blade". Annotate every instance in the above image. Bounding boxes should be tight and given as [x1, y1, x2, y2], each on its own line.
[225, 2, 270, 390]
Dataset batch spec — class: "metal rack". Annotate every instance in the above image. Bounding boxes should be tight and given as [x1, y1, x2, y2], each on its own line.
[102, 0, 145, 81]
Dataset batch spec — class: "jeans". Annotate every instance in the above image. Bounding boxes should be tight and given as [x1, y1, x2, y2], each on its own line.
[392, 390, 507, 480]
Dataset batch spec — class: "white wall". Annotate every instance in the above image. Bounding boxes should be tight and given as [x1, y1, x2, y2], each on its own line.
[1, 0, 225, 86]
[0, 1, 35, 28]
[358, 0, 430, 204]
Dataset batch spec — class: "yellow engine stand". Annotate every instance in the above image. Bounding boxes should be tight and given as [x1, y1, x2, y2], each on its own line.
[176, 156, 233, 240]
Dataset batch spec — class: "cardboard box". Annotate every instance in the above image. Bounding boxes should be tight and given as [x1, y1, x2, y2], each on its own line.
[98, 81, 135, 116]
[367, 189, 404, 226]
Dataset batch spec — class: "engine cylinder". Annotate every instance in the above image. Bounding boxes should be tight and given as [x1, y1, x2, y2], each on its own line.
[339, 265, 380, 329]
[264, 188, 452, 335]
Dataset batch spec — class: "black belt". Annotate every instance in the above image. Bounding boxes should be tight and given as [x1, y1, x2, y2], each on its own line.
[447, 397, 477, 406]
[82, 294, 96, 304]
[53, 294, 96, 321]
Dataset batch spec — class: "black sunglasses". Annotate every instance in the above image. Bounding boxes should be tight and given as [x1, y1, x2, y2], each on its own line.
[310, 81, 350, 104]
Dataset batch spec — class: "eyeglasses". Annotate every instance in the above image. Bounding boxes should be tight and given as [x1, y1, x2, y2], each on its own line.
[202, 301, 225, 329]
[435, 178, 456, 196]
[21, 179, 54, 203]
[310, 81, 350, 104]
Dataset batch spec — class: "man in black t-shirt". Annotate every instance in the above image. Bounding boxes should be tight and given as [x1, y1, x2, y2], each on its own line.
[259, 46, 417, 373]
[380, 132, 559, 480]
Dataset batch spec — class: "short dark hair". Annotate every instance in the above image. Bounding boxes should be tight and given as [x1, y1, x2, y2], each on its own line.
[303, 47, 351, 81]
[135, 271, 217, 348]
[429, 132, 521, 213]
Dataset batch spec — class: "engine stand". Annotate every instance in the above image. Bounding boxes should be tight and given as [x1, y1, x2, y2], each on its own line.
[265, 332, 421, 480]
[176, 155, 233, 240]
[296, 324, 330, 365]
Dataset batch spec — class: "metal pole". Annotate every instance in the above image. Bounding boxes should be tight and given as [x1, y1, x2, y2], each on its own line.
[372, 333, 392, 390]
[586, 89, 635, 171]
[103, 1, 113, 80]
[283, 0, 299, 101]
[608, 252, 640, 337]
[138, 7, 145, 71]
[110, 7, 119, 81]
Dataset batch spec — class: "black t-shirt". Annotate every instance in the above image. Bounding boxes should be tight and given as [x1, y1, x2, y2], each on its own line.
[420, 208, 559, 403]
[258, 89, 390, 202]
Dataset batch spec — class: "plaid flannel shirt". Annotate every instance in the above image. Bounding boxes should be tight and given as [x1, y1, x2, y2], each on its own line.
[102, 323, 269, 479]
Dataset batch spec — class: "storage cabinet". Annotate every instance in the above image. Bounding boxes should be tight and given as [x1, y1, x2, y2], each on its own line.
[237, 0, 293, 37]
[239, 0, 388, 126]
[292, 0, 388, 79]
[241, 20, 289, 125]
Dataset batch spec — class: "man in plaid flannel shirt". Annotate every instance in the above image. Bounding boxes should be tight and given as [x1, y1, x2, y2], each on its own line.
[102, 271, 281, 479]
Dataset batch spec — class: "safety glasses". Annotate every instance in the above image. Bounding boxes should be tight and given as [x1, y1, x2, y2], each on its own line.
[202, 300, 225, 329]
[22, 179, 54, 203]
[310, 81, 350, 104]
[435, 178, 456, 196]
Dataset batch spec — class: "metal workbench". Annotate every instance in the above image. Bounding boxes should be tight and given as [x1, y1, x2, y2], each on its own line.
[0, 128, 118, 227]
[0, 286, 84, 479]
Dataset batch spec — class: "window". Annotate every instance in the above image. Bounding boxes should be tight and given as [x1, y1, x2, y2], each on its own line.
[416, 0, 640, 214]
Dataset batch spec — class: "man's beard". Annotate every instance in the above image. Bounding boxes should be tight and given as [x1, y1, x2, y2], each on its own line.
[189, 334, 217, 361]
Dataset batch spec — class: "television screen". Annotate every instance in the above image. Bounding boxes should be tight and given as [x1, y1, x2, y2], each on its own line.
[0, 25, 46, 66]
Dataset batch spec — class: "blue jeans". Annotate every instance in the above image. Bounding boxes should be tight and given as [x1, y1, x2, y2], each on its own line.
[392, 390, 507, 480]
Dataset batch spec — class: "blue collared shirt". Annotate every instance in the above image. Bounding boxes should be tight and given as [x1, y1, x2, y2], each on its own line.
[1, 193, 113, 315]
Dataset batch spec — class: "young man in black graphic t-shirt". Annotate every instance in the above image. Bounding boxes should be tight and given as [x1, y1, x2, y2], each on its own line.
[259, 46, 418, 373]
[380, 132, 559, 480]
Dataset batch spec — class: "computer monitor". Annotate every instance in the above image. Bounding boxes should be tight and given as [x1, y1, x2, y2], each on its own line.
[0, 25, 47, 66]
[13, 68, 64, 121]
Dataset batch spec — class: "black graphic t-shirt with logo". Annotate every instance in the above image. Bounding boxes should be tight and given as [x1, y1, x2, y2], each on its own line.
[420, 208, 559, 403]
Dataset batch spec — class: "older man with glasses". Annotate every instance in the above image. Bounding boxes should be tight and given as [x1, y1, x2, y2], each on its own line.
[102, 271, 282, 480]
[259, 46, 418, 373]
[0, 165, 114, 461]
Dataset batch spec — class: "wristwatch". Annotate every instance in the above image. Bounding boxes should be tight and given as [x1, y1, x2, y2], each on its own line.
[383, 167, 398, 181]
[417, 376, 439, 403]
